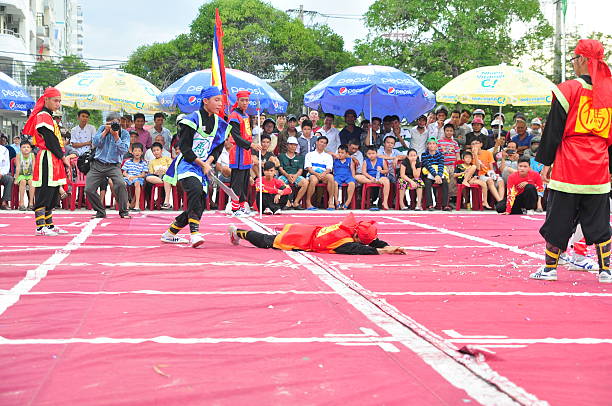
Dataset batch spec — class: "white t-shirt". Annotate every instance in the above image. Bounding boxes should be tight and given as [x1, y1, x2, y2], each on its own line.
[316, 126, 341, 154]
[409, 126, 429, 156]
[304, 150, 333, 174]
[218, 148, 230, 168]
[144, 148, 170, 162]
[349, 150, 364, 174]
[426, 122, 445, 140]
[70, 123, 96, 156]
[377, 146, 403, 172]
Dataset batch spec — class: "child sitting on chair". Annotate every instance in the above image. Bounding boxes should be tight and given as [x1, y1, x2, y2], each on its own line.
[122, 142, 147, 211]
[398, 148, 424, 210]
[14, 140, 35, 210]
[256, 160, 292, 215]
[454, 151, 491, 209]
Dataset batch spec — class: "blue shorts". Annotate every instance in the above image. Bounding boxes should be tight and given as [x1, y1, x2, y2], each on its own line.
[124, 177, 144, 186]
[334, 174, 356, 185]
[279, 175, 305, 185]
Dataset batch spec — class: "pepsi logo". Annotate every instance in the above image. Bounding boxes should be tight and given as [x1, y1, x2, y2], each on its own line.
[188, 96, 198, 105]
[339, 87, 348, 95]
[8, 101, 15, 109]
[388, 87, 395, 94]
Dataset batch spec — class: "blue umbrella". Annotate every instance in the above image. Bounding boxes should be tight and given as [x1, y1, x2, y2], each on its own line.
[158, 68, 288, 115]
[303, 65, 435, 121]
[0, 71, 35, 111]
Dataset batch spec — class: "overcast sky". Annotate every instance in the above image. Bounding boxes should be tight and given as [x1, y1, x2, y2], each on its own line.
[81, 0, 611, 64]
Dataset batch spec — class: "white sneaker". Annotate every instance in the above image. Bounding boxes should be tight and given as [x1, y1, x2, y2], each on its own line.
[263, 208, 273, 215]
[530, 266, 557, 281]
[232, 208, 251, 218]
[564, 254, 598, 272]
[224, 201, 233, 215]
[51, 226, 69, 234]
[190, 233, 205, 248]
[558, 252, 569, 265]
[273, 209, 282, 215]
[599, 271, 612, 283]
[36, 227, 58, 236]
[160, 231, 188, 244]
[228, 225, 240, 246]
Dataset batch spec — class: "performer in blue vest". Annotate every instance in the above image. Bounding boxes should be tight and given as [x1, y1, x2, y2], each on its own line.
[161, 86, 230, 248]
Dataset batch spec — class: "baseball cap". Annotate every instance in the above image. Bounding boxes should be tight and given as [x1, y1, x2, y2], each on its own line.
[287, 136, 298, 144]
[52, 110, 63, 117]
[491, 119, 503, 127]
[263, 118, 276, 126]
[472, 108, 485, 116]
[287, 114, 297, 122]
[530, 136, 541, 144]
[531, 118, 542, 125]
[471, 117, 484, 125]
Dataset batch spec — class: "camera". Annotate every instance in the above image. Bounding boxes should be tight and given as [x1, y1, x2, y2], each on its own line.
[110, 122, 121, 132]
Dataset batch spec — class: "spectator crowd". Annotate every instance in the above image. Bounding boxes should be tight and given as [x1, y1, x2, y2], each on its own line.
[0, 105, 549, 215]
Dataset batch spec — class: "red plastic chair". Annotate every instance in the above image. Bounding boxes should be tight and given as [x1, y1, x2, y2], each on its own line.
[147, 183, 165, 210]
[216, 182, 232, 210]
[339, 183, 357, 209]
[361, 183, 384, 209]
[456, 184, 483, 210]
[69, 159, 92, 210]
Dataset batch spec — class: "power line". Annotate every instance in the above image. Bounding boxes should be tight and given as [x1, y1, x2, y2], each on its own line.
[0, 50, 128, 63]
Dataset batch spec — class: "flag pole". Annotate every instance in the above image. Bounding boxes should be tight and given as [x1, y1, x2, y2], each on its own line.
[257, 100, 263, 219]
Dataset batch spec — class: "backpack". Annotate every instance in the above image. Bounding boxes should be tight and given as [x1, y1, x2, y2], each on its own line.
[76, 148, 95, 175]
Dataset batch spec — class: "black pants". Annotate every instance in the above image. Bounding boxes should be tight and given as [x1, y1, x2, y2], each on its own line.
[245, 230, 276, 249]
[34, 153, 59, 212]
[231, 169, 250, 203]
[261, 193, 289, 212]
[173, 176, 206, 233]
[496, 184, 538, 214]
[540, 189, 611, 250]
[424, 178, 449, 208]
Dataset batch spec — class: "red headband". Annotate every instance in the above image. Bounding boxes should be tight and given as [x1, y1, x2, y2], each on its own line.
[231, 90, 251, 111]
[23, 87, 61, 137]
[574, 39, 612, 109]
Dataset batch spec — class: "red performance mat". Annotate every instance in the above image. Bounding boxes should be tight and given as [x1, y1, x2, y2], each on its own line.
[0, 211, 610, 405]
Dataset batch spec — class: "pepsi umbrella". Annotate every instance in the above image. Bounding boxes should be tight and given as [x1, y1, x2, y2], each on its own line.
[0, 71, 35, 111]
[158, 68, 288, 115]
[303, 65, 435, 121]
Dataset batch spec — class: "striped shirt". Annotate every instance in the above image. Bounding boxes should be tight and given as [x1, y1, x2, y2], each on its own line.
[421, 150, 445, 177]
[437, 137, 459, 166]
[121, 159, 148, 176]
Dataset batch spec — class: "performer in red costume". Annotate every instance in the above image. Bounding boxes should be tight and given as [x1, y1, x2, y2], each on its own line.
[533, 39, 612, 283]
[227, 213, 405, 255]
[23, 87, 71, 236]
[227, 90, 261, 217]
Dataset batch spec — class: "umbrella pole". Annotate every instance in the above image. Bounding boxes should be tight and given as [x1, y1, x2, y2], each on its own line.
[369, 93, 373, 145]
[257, 102, 263, 219]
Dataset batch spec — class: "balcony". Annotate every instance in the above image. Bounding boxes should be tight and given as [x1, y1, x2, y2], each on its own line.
[0, 28, 27, 53]
[0, 1, 28, 18]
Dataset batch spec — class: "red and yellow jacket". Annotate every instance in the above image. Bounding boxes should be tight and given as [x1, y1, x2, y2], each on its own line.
[273, 215, 367, 253]
[548, 77, 612, 194]
[32, 110, 67, 187]
[228, 109, 253, 169]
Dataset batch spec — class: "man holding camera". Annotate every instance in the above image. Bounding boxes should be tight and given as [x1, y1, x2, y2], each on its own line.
[85, 112, 131, 219]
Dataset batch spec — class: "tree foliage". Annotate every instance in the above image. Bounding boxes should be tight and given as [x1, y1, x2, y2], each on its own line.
[28, 55, 89, 88]
[123, 0, 356, 113]
[355, 0, 553, 91]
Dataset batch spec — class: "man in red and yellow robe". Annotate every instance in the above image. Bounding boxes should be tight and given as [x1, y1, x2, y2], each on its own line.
[23, 87, 70, 235]
[228, 213, 405, 255]
[533, 39, 612, 283]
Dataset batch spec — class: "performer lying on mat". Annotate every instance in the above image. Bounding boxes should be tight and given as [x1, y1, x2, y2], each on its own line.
[228, 212, 405, 255]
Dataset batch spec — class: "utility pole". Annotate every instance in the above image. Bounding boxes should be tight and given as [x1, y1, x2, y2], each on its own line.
[553, 0, 563, 84]
[298, 4, 304, 23]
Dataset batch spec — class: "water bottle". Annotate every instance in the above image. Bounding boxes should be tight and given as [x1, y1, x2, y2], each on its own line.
[376, 167, 381, 181]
